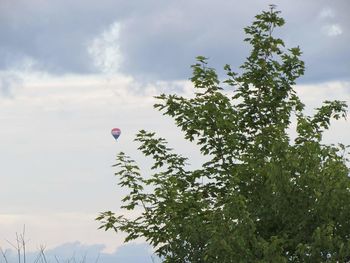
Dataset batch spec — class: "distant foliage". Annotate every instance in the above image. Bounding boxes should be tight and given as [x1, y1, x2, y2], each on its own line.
[97, 6, 350, 262]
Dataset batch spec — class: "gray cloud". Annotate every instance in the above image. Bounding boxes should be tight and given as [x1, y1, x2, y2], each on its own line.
[0, 0, 349, 82]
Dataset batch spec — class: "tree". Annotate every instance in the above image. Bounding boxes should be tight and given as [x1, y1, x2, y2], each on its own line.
[97, 6, 350, 262]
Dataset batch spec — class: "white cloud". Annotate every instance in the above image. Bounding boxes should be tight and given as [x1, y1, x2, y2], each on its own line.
[88, 22, 123, 74]
[0, 70, 201, 254]
[317, 7, 343, 37]
[319, 7, 335, 19]
[0, 67, 349, 255]
[323, 23, 343, 37]
[0, 56, 40, 98]
[294, 81, 350, 145]
[0, 71, 22, 97]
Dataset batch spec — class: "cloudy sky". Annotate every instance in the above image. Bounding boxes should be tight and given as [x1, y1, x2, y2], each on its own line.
[0, 0, 349, 261]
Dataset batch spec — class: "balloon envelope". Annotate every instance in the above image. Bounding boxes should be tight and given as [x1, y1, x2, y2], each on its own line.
[111, 128, 121, 141]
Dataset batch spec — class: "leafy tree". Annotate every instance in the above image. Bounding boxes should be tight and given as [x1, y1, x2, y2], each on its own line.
[97, 6, 350, 262]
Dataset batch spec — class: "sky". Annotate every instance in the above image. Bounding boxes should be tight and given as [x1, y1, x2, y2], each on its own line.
[0, 0, 349, 261]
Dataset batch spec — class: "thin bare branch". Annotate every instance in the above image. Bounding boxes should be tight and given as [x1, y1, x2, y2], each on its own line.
[94, 253, 100, 263]
[0, 247, 9, 263]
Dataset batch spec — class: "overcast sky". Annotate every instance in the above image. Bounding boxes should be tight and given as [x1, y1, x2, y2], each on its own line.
[0, 0, 349, 261]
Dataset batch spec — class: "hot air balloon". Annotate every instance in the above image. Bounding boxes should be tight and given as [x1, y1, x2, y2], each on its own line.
[111, 128, 121, 141]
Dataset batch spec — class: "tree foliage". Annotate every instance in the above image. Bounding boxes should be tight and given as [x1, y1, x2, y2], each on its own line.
[97, 6, 350, 262]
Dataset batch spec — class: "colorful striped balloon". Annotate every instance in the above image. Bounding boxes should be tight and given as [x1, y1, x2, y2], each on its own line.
[111, 128, 121, 141]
